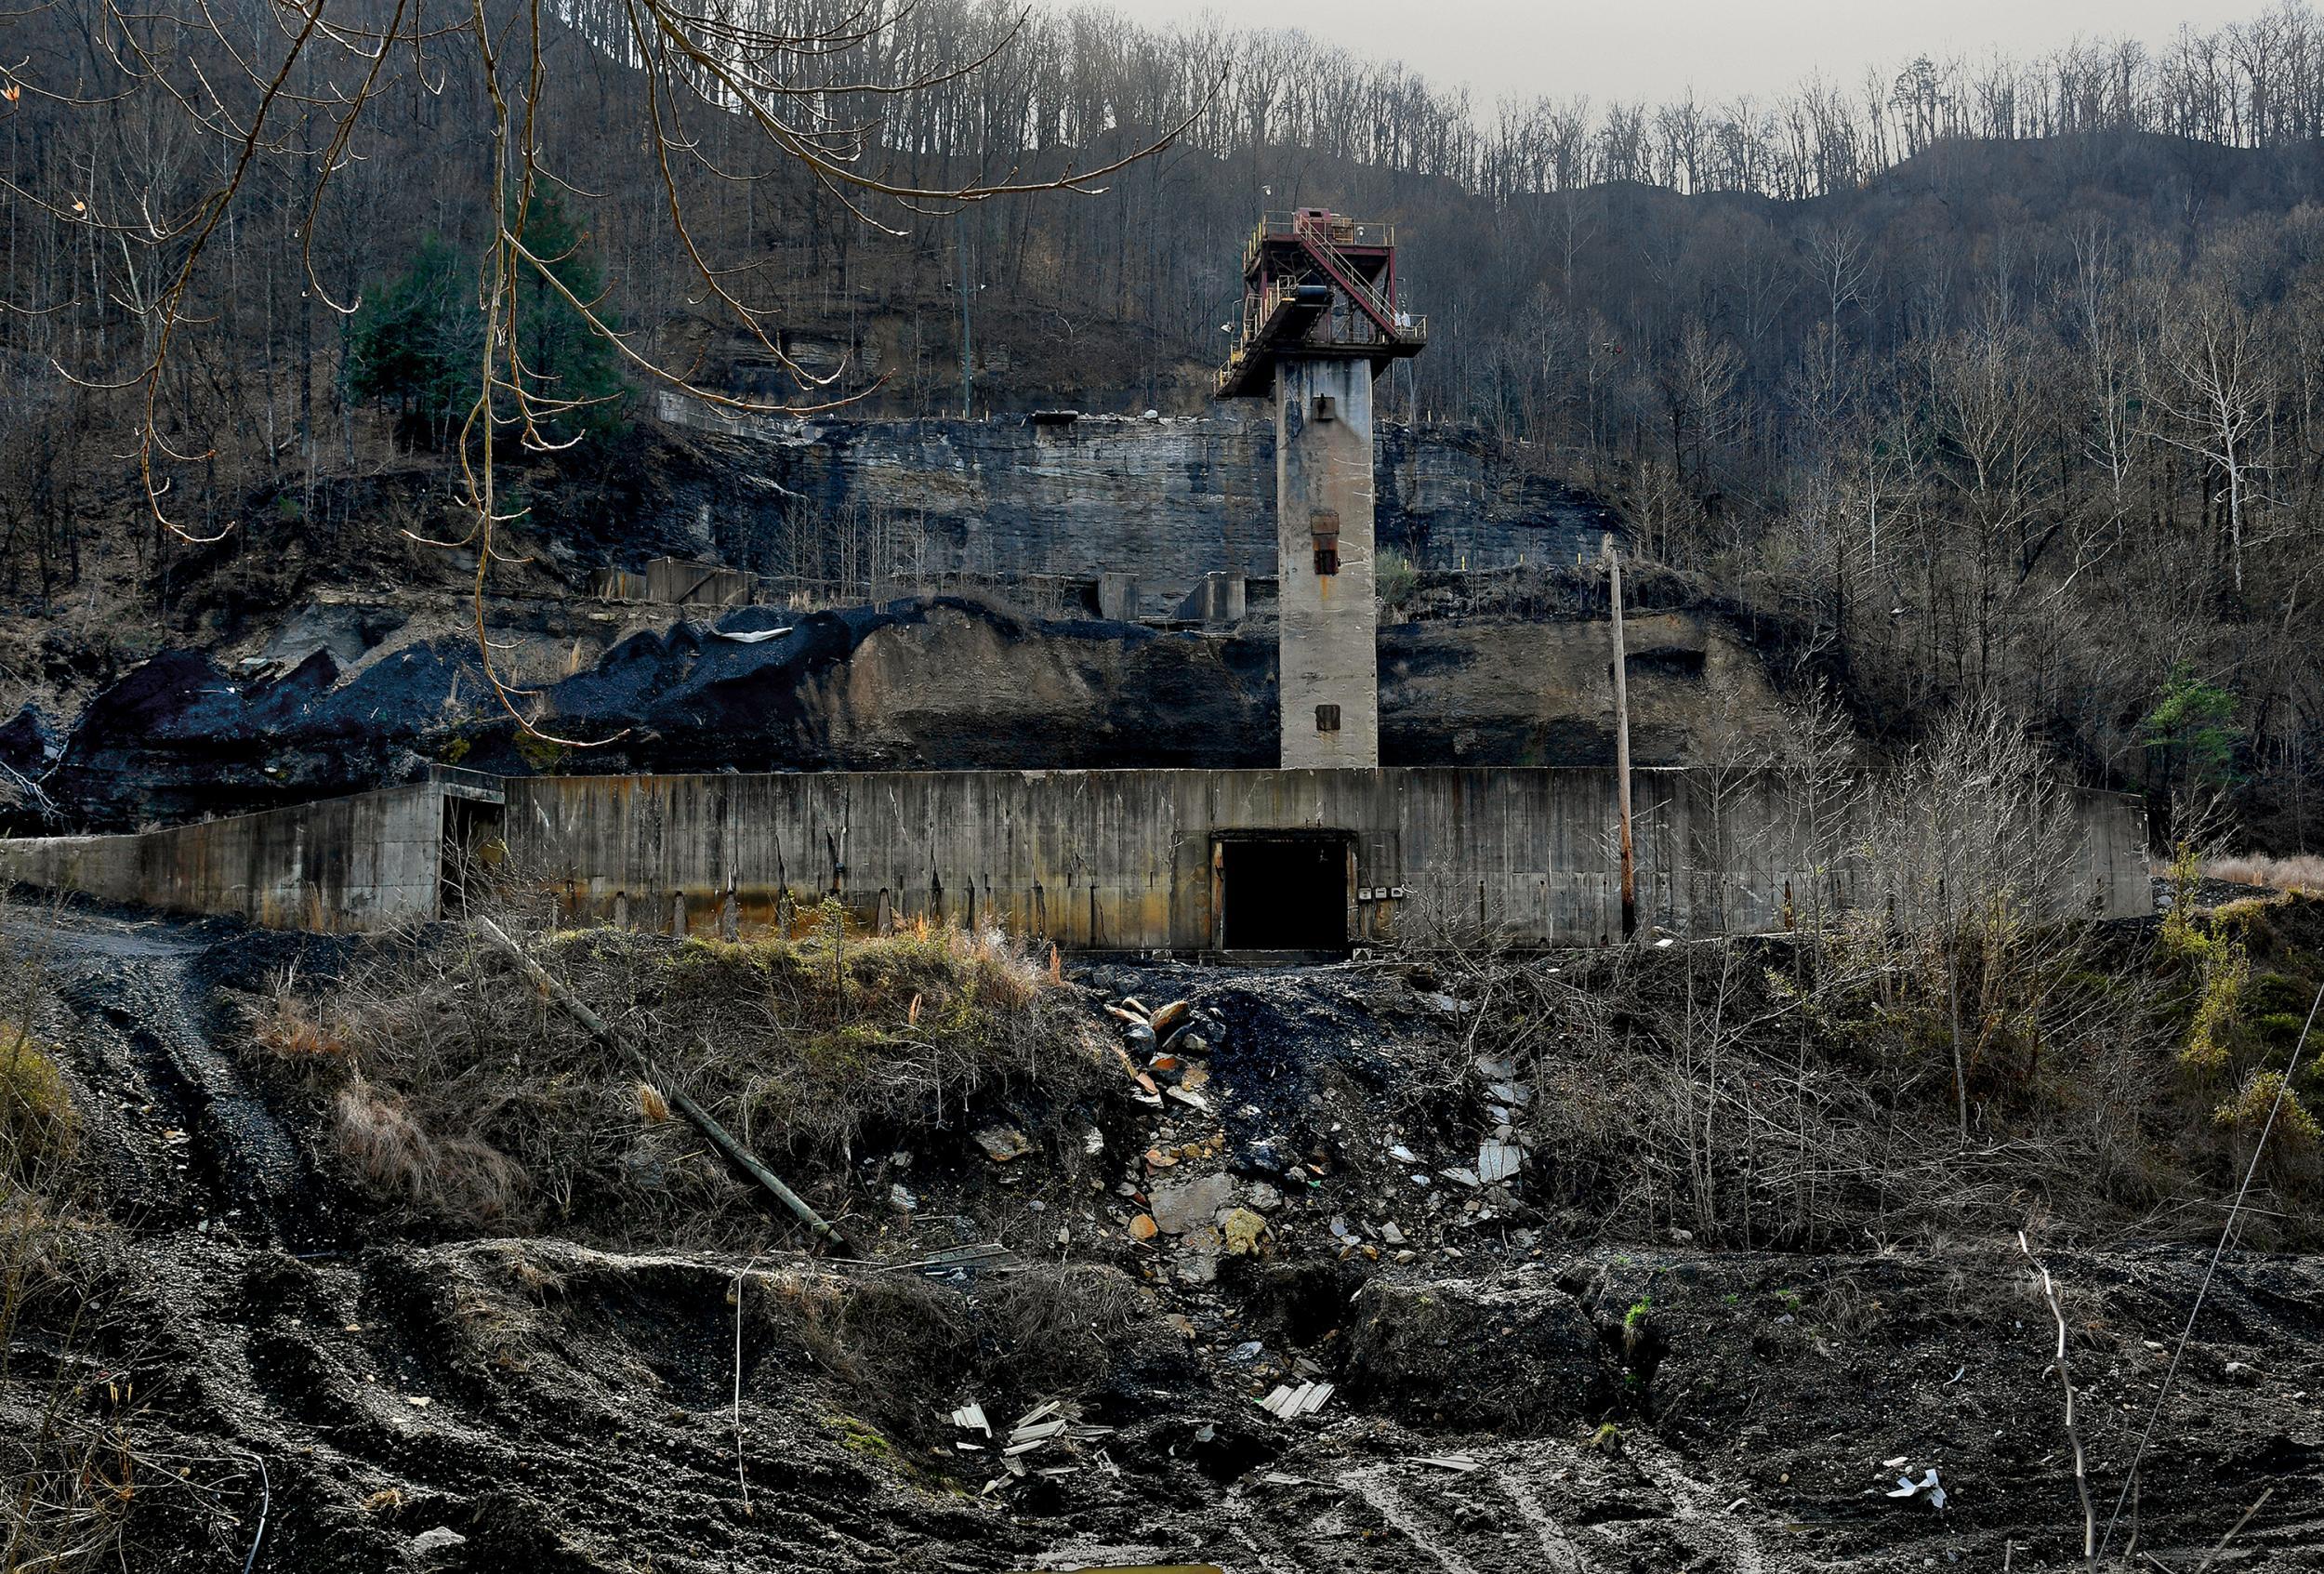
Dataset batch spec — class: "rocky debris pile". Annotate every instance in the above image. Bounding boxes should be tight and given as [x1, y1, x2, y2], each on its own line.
[1070, 965, 1551, 1292]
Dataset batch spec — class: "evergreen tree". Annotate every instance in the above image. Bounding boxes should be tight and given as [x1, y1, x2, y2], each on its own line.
[512, 190, 627, 434]
[2141, 661, 2242, 806]
[344, 236, 483, 448]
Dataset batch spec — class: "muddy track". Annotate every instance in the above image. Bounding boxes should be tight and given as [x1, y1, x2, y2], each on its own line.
[21, 907, 329, 1248]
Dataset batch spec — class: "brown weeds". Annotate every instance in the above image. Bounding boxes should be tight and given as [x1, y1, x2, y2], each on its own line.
[2205, 853, 2324, 892]
[264, 902, 1089, 1241]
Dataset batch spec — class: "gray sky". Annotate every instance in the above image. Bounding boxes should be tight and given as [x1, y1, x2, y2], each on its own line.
[1103, 1, 2265, 108]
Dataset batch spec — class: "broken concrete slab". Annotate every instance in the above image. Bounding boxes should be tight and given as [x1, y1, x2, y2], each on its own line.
[1476, 1142, 1521, 1185]
[1148, 1171, 1235, 1236]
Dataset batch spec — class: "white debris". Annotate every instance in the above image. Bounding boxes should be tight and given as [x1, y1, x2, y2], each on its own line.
[1260, 1381, 1335, 1419]
[950, 1401, 991, 1435]
[1886, 1467, 1948, 1510]
[1410, 1454, 1483, 1473]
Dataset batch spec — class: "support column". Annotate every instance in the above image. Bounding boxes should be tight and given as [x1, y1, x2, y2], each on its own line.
[1274, 357, 1379, 769]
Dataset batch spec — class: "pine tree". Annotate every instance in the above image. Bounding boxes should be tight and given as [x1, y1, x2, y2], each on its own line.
[511, 190, 627, 434]
[344, 236, 483, 448]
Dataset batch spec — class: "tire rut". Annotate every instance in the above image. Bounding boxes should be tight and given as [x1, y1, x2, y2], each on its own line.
[30, 910, 328, 1249]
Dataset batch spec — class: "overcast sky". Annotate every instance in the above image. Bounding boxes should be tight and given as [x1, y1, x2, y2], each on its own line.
[1103, 1, 2265, 108]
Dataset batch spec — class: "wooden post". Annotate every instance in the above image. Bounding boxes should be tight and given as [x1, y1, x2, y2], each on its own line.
[1604, 535, 1636, 940]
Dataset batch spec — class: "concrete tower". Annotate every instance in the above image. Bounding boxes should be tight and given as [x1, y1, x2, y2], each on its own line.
[1215, 210, 1425, 768]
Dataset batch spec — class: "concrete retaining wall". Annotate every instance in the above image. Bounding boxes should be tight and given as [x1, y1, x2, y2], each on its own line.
[505, 767, 2151, 950]
[0, 783, 448, 932]
[4, 765, 2150, 945]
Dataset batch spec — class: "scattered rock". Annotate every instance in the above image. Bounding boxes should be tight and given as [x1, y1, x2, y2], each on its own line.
[888, 1183, 918, 1212]
[1246, 1182, 1284, 1212]
[1221, 1207, 1273, 1257]
[1476, 1142, 1522, 1185]
[972, 1127, 1031, 1163]
[1129, 1213, 1159, 1241]
[410, 1526, 469, 1557]
[1177, 1225, 1224, 1285]
[1149, 999, 1193, 1037]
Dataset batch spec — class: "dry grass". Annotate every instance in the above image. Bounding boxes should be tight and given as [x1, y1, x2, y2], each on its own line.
[2205, 853, 2324, 892]
[978, 1263, 1148, 1391]
[1457, 925, 2273, 1252]
[249, 988, 351, 1062]
[333, 1074, 528, 1223]
[1, 1020, 80, 1181]
[257, 904, 1095, 1239]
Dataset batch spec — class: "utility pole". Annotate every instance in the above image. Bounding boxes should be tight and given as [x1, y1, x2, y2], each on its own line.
[1604, 534, 1636, 939]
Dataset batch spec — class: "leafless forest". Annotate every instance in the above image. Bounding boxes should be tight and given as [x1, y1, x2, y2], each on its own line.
[5, 1, 2324, 836]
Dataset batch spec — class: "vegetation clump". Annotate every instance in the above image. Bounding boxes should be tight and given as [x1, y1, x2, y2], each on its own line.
[257, 904, 1092, 1239]
[0, 1021, 80, 1181]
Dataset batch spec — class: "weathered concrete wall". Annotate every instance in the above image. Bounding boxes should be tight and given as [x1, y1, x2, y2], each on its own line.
[655, 396, 1615, 606]
[0, 783, 448, 932]
[505, 768, 2151, 950]
[1276, 360, 1380, 768]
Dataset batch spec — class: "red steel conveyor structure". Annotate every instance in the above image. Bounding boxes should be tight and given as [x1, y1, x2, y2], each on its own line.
[1214, 208, 1428, 398]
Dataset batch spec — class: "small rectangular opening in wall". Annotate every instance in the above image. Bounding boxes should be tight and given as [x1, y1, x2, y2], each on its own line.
[1310, 508, 1340, 575]
[1313, 393, 1337, 421]
[1217, 833, 1349, 952]
[438, 796, 507, 918]
[1315, 703, 1341, 733]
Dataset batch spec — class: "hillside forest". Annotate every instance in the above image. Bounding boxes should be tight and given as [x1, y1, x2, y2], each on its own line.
[4, 1, 2324, 840]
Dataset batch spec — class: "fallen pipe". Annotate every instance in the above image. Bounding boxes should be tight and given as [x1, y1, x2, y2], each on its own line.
[471, 917, 852, 1255]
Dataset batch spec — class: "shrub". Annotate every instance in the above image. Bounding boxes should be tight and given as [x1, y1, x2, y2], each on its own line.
[2212, 1069, 2321, 1144]
[1376, 547, 1419, 614]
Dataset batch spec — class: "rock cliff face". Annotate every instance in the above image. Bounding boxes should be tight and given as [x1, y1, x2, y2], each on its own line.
[38, 598, 1794, 830]
[656, 397, 1618, 608]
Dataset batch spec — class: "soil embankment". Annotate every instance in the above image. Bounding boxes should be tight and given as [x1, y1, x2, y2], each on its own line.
[6, 906, 2321, 1571]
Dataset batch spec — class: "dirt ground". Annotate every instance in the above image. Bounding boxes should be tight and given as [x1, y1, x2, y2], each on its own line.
[8, 907, 2323, 1573]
